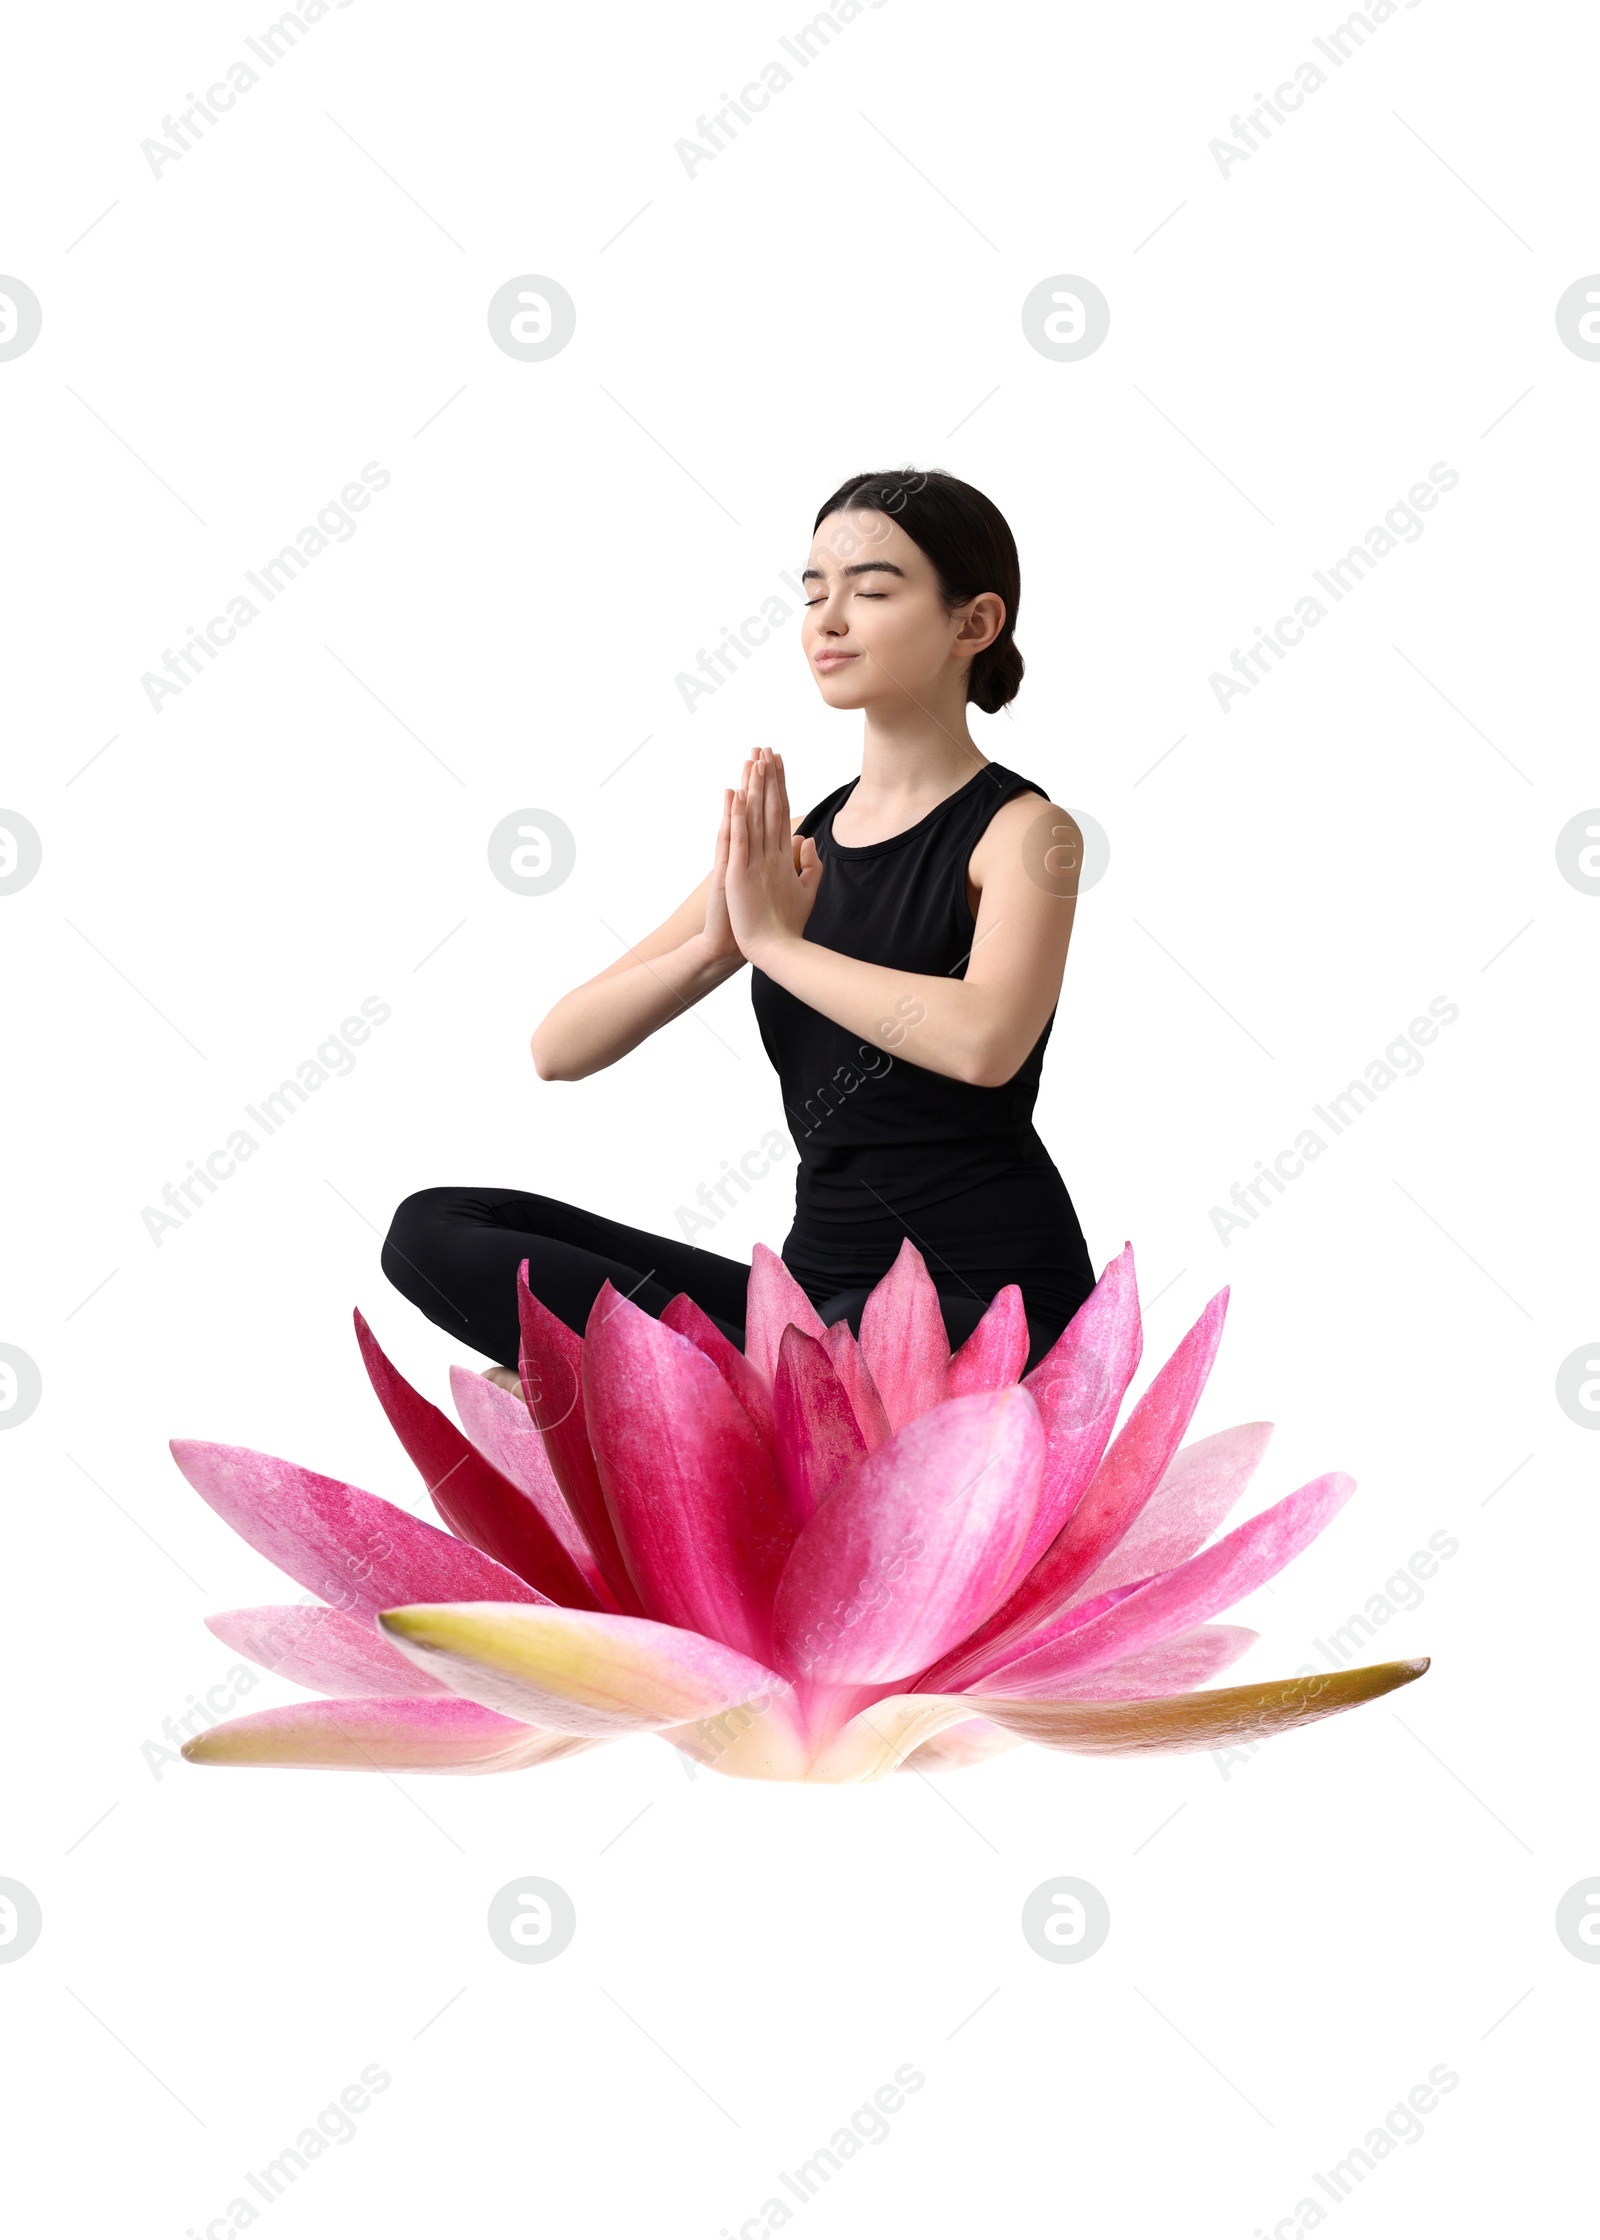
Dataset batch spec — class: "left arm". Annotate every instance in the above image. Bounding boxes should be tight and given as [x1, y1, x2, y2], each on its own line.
[727, 752, 1081, 1089]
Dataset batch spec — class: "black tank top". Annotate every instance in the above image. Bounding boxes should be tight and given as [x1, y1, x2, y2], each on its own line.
[750, 761, 1056, 1222]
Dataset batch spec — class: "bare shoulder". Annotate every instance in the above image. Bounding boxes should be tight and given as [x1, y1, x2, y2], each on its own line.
[971, 792, 1080, 886]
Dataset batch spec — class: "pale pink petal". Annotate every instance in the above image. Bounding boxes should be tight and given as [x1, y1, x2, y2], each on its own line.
[970, 1471, 1356, 1694]
[205, 1604, 451, 1697]
[944, 1285, 1029, 1396]
[771, 1388, 1045, 1684]
[661, 1294, 776, 1449]
[899, 1718, 1022, 1772]
[448, 1366, 609, 1598]
[1072, 1422, 1274, 1603]
[773, 1326, 867, 1523]
[517, 1266, 644, 1617]
[660, 1698, 813, 1781]
[169, 1440, 546, 1619]
[744, 1242, 827, 1386]
[858, 1240, 950, 1429]
[972, 1622, 1257, 1702]
[804, 1692, 975, 1782]
[583, 1284, 797, 1661]
[821, 1321, 891, 1451]
[181, 1694, 593, 1773]
[928, 1283, 1226, 1689]
[969, 1656, 1429, 1756]
[378, 1602, 793, 1738]
[355, 1310, 598, 1608]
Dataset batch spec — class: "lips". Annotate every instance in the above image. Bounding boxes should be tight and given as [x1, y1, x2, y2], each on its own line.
[814, 651, 859, 669]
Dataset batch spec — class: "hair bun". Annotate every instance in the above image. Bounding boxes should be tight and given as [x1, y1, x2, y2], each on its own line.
[970, 634, 1024, 714]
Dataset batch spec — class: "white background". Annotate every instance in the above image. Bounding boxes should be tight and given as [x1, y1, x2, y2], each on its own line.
[2, 1, 1595, 2232]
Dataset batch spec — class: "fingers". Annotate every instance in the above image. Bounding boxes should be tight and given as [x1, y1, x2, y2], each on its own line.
[764, 751, 789, 854]
[738, 761, 757, 863]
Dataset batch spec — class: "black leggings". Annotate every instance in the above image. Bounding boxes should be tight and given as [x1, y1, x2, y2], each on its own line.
[381, 1187, 1073, 1376]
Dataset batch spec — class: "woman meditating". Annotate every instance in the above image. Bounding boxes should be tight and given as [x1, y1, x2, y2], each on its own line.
[383, 468, 1097, 1381]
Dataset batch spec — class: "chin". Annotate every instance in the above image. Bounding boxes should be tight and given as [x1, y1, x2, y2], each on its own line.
[812, 671, 874, 710]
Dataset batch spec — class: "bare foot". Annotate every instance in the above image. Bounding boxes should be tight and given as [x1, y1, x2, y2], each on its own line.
[483, 1364, 522, 1398]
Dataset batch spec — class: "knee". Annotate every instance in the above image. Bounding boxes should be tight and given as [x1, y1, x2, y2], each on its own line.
[380, 1186, 472, 1297]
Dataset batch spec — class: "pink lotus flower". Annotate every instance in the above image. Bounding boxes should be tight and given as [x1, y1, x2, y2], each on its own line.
[172, 1242, 1426, 1784]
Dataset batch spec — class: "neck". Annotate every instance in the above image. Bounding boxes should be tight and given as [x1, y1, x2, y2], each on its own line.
[855, 689, 987, 808]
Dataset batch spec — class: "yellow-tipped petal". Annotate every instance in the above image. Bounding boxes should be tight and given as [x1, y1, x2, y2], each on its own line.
[972, 1656, 1430, 1756]
[180, 1696, 591, 1774]
[378, 1602, 792, 1738]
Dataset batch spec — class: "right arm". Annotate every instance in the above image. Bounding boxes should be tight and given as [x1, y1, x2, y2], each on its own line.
[532, 776, 799, 1082]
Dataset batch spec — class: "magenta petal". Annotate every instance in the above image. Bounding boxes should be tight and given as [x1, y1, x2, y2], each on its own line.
[936, 1283, 1226, 1687]
[517, 1266, 644, 1616]
[945, 1285, 1029, 1396]
[1023, 1285, 1228, 1596]
[773, 1326, 867, 1523]
[918, 1247, 1144, 1683]
[182, 1695, 590, 1773]
[772, 1387, 1045, 1683]
[448, 1367, 612, 1603]
[744, 1243, 828, 1386]
[1073, 1421, 1274, 1603]
[661, 1294, 776, 1449]
[205, 1604, 451, 1697]
[355, 1311, 599, 1608]
[858, 1240, 950, 1430]
[821, 1321, 891, 1452]
[973, 1622, 1257, 1702]
[1014, 1242, 1145, 1574]
[583, 1283, 797, 1661]
[973, 1471, 1356, 1693]
[169, 1440, 545, 1618]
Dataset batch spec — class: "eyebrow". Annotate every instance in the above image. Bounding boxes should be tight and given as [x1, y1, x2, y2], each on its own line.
[799, 561, 907, 583]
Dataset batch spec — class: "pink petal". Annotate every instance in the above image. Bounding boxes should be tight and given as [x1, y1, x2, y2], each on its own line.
[659, 1696, 812, 1782]
[205, 1604, 452, 1697]
[583, 1282, 797, 1661]
[944, 1285, 1029, 1396]
[169, 1440, 544, 1619]
[972, 1622, 1257, 1702]
[448, 1365, 610, 1599]
[928, 1282, 1225, 1689]
[969, 1656, 1428, 1756]
[378, 1602, 792, 1738]
[1073, 1421, 1274, 1603]
[804, 1692, 976, 1781]
[743, 1242, 827, 1386]
[355, 1311, 598, 1608]
[971, 1471, 1356, 1694]
[821, 1321, 891, 1451]
[1014, 1241, 1145, 1574]
[773, 1326, 867, 1523]
[181, 1695, 592, 1773]
[771, 1388, 1045, 1684]
[900, 1717, 1022, 1772]
[661, 1294, 776, 1449]
[517, 1266, 644, 1617]
[858, 1240, 950, 1429]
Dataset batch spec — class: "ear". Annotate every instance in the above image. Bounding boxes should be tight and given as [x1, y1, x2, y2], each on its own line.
[955, 592, 1006, 657]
